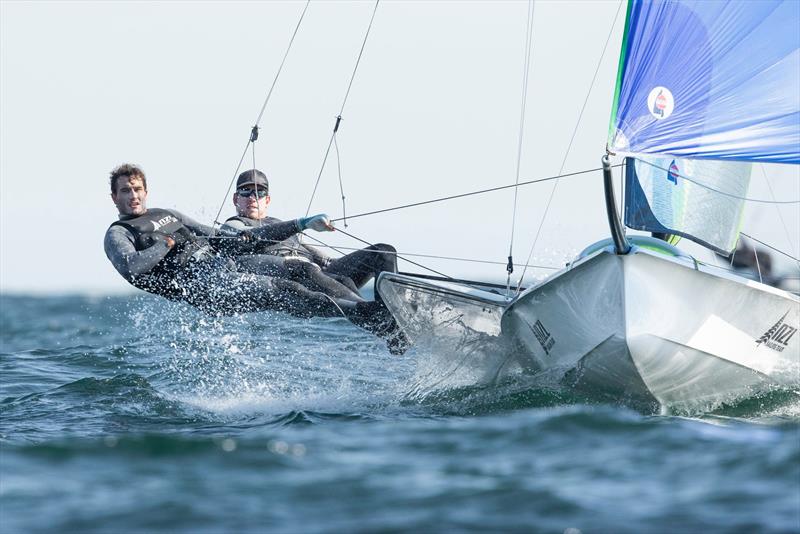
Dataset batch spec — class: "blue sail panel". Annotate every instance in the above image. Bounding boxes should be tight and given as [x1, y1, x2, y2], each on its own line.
[609, 0, 800, 165]
[624, 156, 751, 255]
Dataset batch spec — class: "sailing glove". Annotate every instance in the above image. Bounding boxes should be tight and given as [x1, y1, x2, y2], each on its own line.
[297, 214, 333, 232]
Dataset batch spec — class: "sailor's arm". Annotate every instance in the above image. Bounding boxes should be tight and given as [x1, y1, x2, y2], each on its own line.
[248, 214, 334, 243]
[104, 225, 171, 279]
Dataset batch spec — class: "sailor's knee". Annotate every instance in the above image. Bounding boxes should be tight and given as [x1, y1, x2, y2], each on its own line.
[371, 243, 396, 254]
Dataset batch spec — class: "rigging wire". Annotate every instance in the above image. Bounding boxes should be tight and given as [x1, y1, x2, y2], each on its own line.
[740, 232, 800, 264]
[329, 165, 618, 223]
[305, 0, 380, 216]
[753, 242, 763, 283]
[506, 0, 536, 293]
[759, 163, 800, 271]
[334, 134, 348, 227]
[211, 0, 311, 233]
[331, 226, 451, 279]
[280, 236, 560, 270]
[210, 230, 562, 271]
[514, 0, 625, 292]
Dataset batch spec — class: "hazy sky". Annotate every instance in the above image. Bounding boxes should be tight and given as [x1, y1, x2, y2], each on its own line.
[2, 0, 798, 294]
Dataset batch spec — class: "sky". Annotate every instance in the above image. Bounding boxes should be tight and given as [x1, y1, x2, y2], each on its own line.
[2, 0, 798, 294]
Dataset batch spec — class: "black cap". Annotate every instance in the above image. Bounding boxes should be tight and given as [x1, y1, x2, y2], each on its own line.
[236, 169, 269, 191]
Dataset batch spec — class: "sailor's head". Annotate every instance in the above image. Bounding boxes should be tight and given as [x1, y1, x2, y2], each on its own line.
[233, 169, 270, 220]
[110, 163, 148, 217]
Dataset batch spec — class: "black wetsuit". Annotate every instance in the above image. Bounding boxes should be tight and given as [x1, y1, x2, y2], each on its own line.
[224, 215, 398, 293]
[104, 209, 353, 317]
[222, 215, 361, 300]
[217, 214, 407, 353]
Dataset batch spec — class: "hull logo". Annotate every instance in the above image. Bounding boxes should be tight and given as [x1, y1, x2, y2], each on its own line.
[756, 311, 797, 353]
[531, 319, 556, 356]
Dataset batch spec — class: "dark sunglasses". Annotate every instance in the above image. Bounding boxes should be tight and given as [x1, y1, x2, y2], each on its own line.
[236, 188, 269, 198]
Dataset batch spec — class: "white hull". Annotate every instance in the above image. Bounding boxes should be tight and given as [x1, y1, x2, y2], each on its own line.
[378, 248, 800, 413]
[376, 275, 516, 388]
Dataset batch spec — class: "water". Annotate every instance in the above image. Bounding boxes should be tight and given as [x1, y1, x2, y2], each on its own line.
[1, 294, 798, 533]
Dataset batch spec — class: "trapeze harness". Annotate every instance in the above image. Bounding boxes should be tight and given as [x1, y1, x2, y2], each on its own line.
[110, 209, 216, 297]
[225, 215, 317, 262]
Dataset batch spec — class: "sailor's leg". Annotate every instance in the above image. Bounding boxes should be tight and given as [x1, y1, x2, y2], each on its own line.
[234, 254, 292, 278]
[179, 267, 354, 318]
[327, 273, 361, 294]
[284, 259, 365, 302]
[324, 243, 397, 290]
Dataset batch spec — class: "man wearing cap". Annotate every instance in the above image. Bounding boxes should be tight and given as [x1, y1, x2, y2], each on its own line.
[103, 163, 408, 353]
[223, 169, 398, 298]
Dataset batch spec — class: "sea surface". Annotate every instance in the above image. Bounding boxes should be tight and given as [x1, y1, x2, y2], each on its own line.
[1, 293, 798, 533]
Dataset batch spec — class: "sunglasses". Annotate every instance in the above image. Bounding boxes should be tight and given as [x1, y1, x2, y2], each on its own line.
[236, 188, 269, 198]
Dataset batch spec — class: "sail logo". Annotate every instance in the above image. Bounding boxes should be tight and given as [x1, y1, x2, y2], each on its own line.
[150, 215, 178, 231]
[756, 311, 797, 353]
[531, 319, 556, 356]
[648, 87, 674, 119]
[667, 160, 679, 184]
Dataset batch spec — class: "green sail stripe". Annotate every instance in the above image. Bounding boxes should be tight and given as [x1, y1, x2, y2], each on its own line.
[607, 0, 634, 146]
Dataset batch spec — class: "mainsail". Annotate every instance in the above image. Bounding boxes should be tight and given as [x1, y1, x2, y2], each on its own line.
[608, 0, 799, 254]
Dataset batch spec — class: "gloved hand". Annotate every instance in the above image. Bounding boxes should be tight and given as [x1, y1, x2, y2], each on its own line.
[296, 214, 333, 232]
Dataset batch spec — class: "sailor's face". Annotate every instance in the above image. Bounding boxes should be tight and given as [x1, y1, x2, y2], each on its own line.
[234, 187, 270, 219]
[112, 177, 148, 216]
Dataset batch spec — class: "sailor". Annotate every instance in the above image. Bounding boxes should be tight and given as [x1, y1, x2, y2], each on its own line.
[103, 163, 408, 353]
[223, 169, 398, 298]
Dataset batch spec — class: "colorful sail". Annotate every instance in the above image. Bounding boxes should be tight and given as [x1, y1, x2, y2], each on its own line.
[609, 0, 800, 164]
[624, 156, 751, 255]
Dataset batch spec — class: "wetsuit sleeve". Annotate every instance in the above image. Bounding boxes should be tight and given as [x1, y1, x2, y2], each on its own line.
[249, 219, 303, 244]
[104, 225, 171, 280]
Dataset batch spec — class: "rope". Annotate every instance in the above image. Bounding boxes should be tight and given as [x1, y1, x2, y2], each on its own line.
[636, 159, 800, 204]
[210, 231, 561, 270]
[329, 165, 617, 223]
[334, 134, 348, 227]
[514, 0, 625, 291]
[333, 226, 452, 279]
[211, 1, 311, 233]
[507, 0, 536, 291]
[305, 0, 380, 216]
[297, 240, 559, 270]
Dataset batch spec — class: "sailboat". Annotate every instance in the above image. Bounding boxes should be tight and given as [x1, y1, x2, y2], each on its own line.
[376, 0, 800, 413]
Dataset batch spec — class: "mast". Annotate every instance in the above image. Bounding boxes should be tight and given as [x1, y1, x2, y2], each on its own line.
[602, 155, 630, 254]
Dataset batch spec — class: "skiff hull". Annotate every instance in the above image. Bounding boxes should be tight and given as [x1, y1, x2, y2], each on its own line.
[378, 248, 800, 413]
